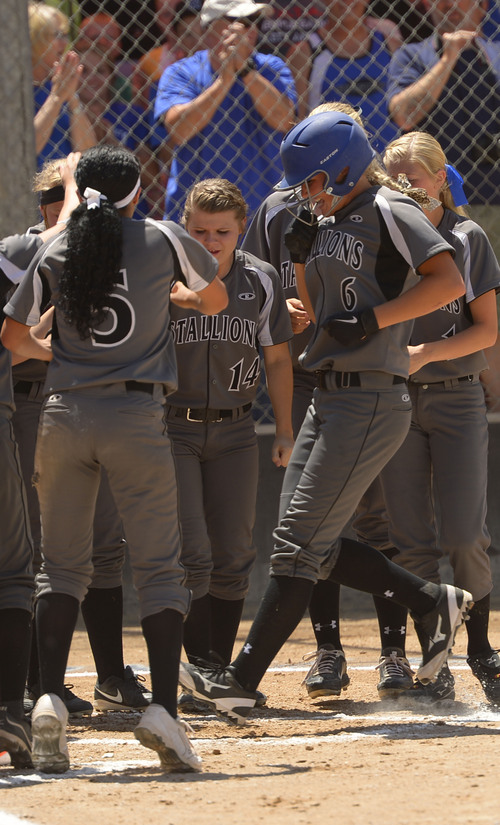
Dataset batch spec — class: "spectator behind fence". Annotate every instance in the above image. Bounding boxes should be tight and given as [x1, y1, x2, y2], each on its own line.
[387, 0, 500, 243]
[292, 0, 401, 150]
[154, 0, 297, 223]
[133, 0, 204, 112]
[75, 13, 131, 103]
[256, 1, 325, 120]
[77, 47, 164, 217]
[30, 2, 96, 169]
[386, 0, 500, 407]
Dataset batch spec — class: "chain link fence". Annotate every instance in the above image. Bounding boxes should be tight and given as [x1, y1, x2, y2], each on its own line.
[23, 0, 500, 418]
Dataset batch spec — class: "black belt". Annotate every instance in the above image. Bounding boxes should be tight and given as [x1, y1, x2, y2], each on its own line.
[13, 380, 38, 394]
[315, 371, 405, 389]
[125, 381, 155, 394]
[410, 374, 476, 388]
[169, 402, 252, 423]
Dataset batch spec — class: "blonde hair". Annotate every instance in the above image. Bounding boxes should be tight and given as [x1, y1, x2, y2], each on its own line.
[182, 179, 247, 226]
[32, 159, 63, 192]
[28, 2, 69, 62]
[311, 101, 364, 128]
[383, 131, 467, 216]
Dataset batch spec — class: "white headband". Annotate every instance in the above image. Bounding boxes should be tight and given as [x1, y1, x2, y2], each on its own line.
[113, 177, 141, 209]
[84, 187, 107, 210]
[83, 177, 141, 211]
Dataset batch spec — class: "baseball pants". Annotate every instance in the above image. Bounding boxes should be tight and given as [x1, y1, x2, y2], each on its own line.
[166, 409, 259, 600]
[0, 408, 34, 611]
[380, 378, 492, 601]
[271, 382, 412, 582]
[33, 384, 190, 619]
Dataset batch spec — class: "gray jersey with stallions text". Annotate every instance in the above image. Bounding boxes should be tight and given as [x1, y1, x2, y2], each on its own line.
[169, 248, 292, 409]
[301, 185, 453, 376]
[5, 219, 218, 395]
[409, 208, 500, 382]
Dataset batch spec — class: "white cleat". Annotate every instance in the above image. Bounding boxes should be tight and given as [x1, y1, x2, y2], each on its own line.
[134, 703, 202, 773]
[32, 693, 70, 774]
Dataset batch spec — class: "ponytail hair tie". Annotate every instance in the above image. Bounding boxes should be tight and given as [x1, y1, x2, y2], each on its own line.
[83, 187, 108, 210]
[445, 164, 468, 207]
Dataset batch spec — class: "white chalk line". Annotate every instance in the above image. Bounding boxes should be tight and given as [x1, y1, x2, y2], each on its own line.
[66, 657, 474, 678]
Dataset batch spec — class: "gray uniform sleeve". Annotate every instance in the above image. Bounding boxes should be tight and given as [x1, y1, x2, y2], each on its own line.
[147, 219, 219, 291]
[0, 233, 44, 296]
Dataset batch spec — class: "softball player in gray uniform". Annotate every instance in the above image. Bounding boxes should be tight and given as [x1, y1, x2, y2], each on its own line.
[4, 161, 144, 718]
[166, 178, 293, 678]
[0, 240, 41, 768]
[376, 131, 500, 704]
[241, 103, 402, 700]
[2, 146, 227, 773]
[178, 111, 473, 725]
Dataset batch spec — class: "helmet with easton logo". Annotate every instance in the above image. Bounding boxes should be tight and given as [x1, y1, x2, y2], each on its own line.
[276, 111, 375, 197]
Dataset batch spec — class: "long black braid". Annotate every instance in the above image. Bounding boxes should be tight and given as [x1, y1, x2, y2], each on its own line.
[58, 146, 141, 339]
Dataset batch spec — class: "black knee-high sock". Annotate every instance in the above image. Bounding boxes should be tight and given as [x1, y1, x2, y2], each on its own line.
[330, 538, 440, 615]
[232, 576, 314, 692]
[182, 594, 211, 663]
[27, 612, 40, 690]
[81, 586, 125, 683]
[209, 596, 245, 666]
[141, 608, 183, 717]
[465, 593, 492, 657]
[0, 608, 32, 718]
[373, 595, 408, 653]
[371, 547, 408, 653]
[36, 593, 79, 698]
[308, 579, 342, 649]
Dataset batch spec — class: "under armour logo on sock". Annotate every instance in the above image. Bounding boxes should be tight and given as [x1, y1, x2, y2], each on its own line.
[314, 620, 337, 631]
[243, 643, 252, 654]
[384, 590, 394, 599]
[383, 625, 407, 635]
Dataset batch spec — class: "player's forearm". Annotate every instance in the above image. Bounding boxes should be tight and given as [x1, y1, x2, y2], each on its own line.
[294, 263, 316, 323]
[373, 252, 465, 330]
[165, 77, 233, 145]
[263, 346, 294, 439]
[242, 73, 295, 132]
[389, 56, 457, 130]
[1, 317, 53, 362]
[409, 304, 498, 370]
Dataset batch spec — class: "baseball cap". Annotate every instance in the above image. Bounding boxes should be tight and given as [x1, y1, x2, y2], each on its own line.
[200, 0, 273, 27]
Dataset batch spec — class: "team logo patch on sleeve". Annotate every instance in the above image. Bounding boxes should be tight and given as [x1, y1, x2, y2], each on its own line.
[238, 293, 255, 301]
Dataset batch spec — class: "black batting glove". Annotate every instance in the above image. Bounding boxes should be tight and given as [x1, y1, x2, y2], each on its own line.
[322, 307, 379, 346]
[284, 209, 319, 263]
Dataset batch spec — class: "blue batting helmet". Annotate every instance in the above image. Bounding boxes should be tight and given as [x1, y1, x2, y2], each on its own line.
[276, 111, 375, 195]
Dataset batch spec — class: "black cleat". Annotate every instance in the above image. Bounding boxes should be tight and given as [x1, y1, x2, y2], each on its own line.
[302, 645, 350, 698]
[411, 664, 455, 703]
[0, 707, 32, 769]
[468, 649, 500, 706]
[376, 648, 414, 699]
[178, 662, 256, 725]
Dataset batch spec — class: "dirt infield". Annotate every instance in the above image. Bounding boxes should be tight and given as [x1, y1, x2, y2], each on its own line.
[1, 605, 500, 825]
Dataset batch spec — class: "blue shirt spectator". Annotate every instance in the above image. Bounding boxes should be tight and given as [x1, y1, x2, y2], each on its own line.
[154, 0, 296, 223]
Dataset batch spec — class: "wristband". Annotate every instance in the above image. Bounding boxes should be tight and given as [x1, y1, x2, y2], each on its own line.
[239, 57, 257, 79]
[360, 307, 379, 336]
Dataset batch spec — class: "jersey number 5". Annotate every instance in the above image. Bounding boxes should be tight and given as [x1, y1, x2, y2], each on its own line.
[91, 269, 136, 348]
